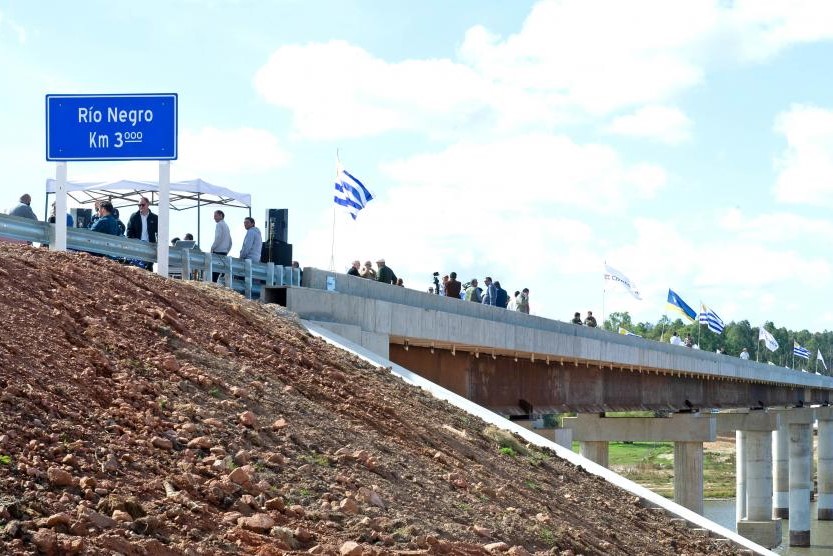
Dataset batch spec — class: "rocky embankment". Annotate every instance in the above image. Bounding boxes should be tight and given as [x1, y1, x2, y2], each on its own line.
[0, 244, 740, 555]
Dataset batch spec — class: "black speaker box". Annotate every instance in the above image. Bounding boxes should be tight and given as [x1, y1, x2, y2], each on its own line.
[71, 208, 93, 228]
[260, 240, 293, 266]
[265, 208, 288, 243]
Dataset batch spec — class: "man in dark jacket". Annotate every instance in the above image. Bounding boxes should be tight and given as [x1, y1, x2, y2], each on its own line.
[90, 201, 121, 236]
[445, 272, 462, 299]
[493, 281, 508, 308]
[376, 258, 397, 285]
[127, 197, 158, 270]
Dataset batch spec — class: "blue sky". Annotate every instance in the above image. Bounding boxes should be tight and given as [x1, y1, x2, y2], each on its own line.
[3, 0, 833, 332]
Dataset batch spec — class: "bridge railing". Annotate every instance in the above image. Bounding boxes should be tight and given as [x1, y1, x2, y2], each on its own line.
[0, 213, 300, 298]
[299, 267, 833, 390]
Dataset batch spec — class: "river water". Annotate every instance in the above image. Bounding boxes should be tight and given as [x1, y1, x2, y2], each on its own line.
[704, 499, 833, 554]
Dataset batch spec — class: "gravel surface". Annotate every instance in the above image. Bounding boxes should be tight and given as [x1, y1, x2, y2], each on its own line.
[0, 244, 741, 555]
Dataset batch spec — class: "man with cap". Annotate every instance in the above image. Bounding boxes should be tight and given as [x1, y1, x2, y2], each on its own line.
[360, 260, 376, 280]
[376, 258, 397, 285]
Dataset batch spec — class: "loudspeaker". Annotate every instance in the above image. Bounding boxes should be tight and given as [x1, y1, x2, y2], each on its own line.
[71, 208, 93, 228]
[265, 209, 288, 243]
[261, 240, 293, 266]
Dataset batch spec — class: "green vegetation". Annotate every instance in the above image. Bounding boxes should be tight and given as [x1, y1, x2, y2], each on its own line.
[499, 446, 516, 457]
[573, 440, 737, 498]
[603, 311, 829, 370]
[0, 455, 10, 465]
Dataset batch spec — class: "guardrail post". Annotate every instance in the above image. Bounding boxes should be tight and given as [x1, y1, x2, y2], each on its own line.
[204, 254, 213, 282]
[244, 259, 253, 298]
[292, 267, 301, 286]
[226, 256, 234, 289]
[267, 262, 276, 286]
[182, 251, 192, 280]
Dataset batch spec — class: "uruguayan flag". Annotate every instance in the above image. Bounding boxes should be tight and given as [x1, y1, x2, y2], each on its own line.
[698, 303, 724, 334]
[794, 341, 811, 360]
[334, 163, 374, 220]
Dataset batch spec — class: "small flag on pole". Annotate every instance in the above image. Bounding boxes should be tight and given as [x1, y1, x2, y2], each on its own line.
[818, 349, 827, 370]
[618, 326, 641, 337]
[698, 303, 724, 334]
[794, 341, 811, 360]
[666, 289, 697, 323]
[334, 162, 374, 220]
[603, 264, 642, 300]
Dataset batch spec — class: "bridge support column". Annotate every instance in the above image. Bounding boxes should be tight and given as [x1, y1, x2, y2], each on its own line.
[674, 441, 704, 514]
[772, 421, 789, 518]
[736, 431, 746, 523]
[788, 410, 814, 547]
[563, 413, 714, 513]
[818, 407, 833, 520]
[579, 441, 609, 468]
[716, 410, 781, 549]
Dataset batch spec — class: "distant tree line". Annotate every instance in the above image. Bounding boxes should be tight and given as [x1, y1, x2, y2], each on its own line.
[603, 311, 830, 374]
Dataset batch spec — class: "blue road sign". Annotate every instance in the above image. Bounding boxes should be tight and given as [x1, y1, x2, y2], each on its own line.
[46, 94, 178, 161]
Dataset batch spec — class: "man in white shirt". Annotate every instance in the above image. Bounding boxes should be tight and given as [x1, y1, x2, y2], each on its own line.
[669, 331, 683, 346]
[740, 348, 750, 360]
[210, 210, 232, 282]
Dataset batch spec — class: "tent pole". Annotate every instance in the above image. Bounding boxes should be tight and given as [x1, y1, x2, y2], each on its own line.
[197, 192, 201, 246]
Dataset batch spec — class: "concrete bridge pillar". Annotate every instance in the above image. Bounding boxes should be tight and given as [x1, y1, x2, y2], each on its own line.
[787, 409, 814, 547]
[716, 410, 781, 549]
[736, 430, 746, 523]
[563, 413, 715, 514]
[817, 406, 833, 520]
[772, 421, 789, 518]
[579, 441, 609, 468]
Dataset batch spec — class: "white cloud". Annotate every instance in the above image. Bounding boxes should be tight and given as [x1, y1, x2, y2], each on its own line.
[0, 10, 27, 45]
[773, 104, 833, 205]
[252, 1, 833, 141]
[380, 133, 667, 214]
[604, 106, 692, 144]
[719, 207, 833, 244]
[253, 40, 494, 140]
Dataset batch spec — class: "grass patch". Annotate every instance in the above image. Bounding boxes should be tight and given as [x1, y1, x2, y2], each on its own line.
[0, 455, 10, 465]
[572, 440, 737, 498]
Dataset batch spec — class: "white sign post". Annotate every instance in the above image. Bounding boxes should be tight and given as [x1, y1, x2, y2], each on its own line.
[157, 161, 171, 277]
[53, 162, 68, 251]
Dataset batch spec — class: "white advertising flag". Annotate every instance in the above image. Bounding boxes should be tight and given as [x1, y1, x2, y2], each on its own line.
[603, 264, 642, 300]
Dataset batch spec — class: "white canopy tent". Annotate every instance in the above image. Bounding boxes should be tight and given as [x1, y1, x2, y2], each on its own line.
[45, 178, 252, 246]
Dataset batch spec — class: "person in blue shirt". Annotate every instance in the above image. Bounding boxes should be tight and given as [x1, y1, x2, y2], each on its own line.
[90, 201, 121, 235]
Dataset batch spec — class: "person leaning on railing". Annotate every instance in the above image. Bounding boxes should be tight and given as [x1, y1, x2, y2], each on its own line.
[90, 201, 121, 236]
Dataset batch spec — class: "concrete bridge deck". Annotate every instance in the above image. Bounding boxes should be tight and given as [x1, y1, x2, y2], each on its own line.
[280, 268, 833, 414]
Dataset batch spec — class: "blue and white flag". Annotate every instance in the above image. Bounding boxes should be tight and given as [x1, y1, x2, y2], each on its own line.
[666, 289, 697, 323]
[698, 303, 724, 334]
[794, 341, 811, 360]
[819, 349, 828, 371]
[334, 162, 374, 220]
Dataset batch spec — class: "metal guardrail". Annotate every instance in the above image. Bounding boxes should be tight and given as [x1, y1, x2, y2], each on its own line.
[0, 213, 300, 298]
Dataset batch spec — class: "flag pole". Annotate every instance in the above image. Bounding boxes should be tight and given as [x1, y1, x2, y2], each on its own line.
[329, 150, 341, 272]
[697, 301, 702, 349]
[601, 261, 606, 330]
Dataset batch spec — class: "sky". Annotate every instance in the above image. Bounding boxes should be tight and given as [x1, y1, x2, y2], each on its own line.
[3, 0, 833, 332]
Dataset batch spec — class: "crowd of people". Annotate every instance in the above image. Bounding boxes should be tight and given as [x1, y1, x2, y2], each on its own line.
[345, 261, 531, 314]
